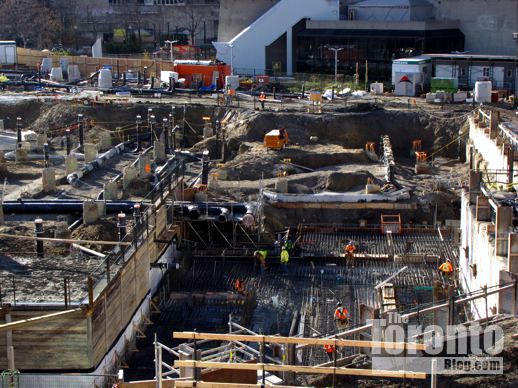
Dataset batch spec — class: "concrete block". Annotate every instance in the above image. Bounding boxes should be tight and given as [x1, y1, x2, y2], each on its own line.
[54, 220, 71, 240]
[104, 181, 118, 200]
[84, 143, 97, 164]
[96, 201, 106, 218]
[275, 178, 288, 193]
[41, 168, 56, 193]
[123, 165, 138, 189]
[99, 132, 112, 151]
[153, 141, 166, 164]
[36, 134, 47, 152]
[508, 233, 518, 273]
[83, 200, 99, 225]
[138, 154, 152, 178]
[414, 162, 431, 174]
[65, 155, 78, 175]
[0, 151, 7, 174]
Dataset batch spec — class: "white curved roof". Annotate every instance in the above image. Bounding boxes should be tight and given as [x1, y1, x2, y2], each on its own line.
[353, 0, 431, 7]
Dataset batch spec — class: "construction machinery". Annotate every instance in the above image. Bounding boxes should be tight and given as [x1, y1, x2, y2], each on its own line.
[264, 128, 288, 150]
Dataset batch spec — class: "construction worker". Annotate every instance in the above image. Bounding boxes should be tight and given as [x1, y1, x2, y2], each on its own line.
[259, 91, 266, 110]
[334, 302, 349, 330]
[234, 279, 245, 295]
[324, 344, 335, 361]
[344, 240, 357, 266]
[280, 246, 289, 273]
[254, 250, 268, 274]
[439, 258, 454, 277]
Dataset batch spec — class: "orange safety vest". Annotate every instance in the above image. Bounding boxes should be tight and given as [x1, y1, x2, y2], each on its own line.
[234, 279, 244, 292]
[345, 244, 356, 253]
[439, 261, 453, 273]
[324, 344, 335, 353]
[335, 307, 348, 321]
[228, 89, 236, 96]
[259, 93, 266, 101]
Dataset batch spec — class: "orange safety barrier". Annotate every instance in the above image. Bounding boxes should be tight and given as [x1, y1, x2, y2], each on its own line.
[415, 151, 427, 162]
[412, 140, 422, 151]
[365, 142, 376, 153]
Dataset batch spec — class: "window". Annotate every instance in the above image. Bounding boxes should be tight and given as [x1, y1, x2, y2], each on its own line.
[483, 67, 490, 77]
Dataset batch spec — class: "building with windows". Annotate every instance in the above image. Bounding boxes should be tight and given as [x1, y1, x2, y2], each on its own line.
[215, 0, 517, 78]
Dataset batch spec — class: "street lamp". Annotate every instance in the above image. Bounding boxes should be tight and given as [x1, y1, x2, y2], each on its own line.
[327, 47, 343, 84]
[165, 40, 179, 63]
[227, 43, 234, 75]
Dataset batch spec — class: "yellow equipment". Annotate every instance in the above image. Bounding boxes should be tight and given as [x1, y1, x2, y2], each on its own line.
[264, 128, 288, 150]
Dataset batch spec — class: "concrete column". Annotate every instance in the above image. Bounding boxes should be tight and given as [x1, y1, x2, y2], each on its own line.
[469, 170, 481, 205]
[15, 143, 29, 162]
[84, 143, 97, 164]
[475, 195, 490, 221]
[41, 168, 56, 193]
[36, 133, 47, 153]
[123, 165, 138, 189]
[65, 155, 78, 175]
[508, 233, 518, 273]
[99, 132, 112, 152]
[489, 111, 500, 139]
[496, 206, 512, 256]
[138, 154, 152, 178]
[286, 27, 293, 76]
[104, 181, 118, 200]
[153, 141, 166, 164]
[83, 200, 99, 225]
[275, 178, 288, 193]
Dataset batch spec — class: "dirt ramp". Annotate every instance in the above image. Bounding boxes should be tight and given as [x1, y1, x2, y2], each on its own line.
[325, 171, 377, 192]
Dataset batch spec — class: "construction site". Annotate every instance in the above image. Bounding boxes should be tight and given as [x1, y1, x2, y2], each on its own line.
[0, 84, 515, 388]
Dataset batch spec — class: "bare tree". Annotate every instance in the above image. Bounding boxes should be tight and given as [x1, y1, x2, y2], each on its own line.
[181, 6, 205, 46]
[0, 0, 62, 49]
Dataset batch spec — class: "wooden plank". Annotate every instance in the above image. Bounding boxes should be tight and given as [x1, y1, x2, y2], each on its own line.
[173, 361, 426, 380]
[91, 296, 107, 364]
[271, 203, 418, 210]
[0, 233, 130, 246]
[172, 332, 426, 351]
[121, 258, 138, 325]
[0, 308, 84, 332]
[174, 382, 301, 388]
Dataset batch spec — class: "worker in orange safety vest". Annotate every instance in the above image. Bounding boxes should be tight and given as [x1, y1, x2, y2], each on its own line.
[334, 302, 349, 329]
[324, 344, 335, 361]
[439, 258, 454, 277]
[259, 91, 266, 110]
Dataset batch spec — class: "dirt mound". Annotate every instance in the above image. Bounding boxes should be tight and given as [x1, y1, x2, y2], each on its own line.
[71, 220, 118, 252]
[325, 171, 377, 192]
[220, 108, 465, 159]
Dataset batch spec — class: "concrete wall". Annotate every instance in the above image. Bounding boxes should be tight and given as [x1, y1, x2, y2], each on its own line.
[459, 192, 507, 318]
[217, 0, 280, 41]
[429, 0, 518, 55]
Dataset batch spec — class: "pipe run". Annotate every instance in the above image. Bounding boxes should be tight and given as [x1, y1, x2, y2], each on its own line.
[67, 142, 127, 186]
[2, 200, 138, 215]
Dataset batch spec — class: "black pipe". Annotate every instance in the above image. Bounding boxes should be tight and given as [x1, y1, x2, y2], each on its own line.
[65, 129, 71, 155]
[35, 218, 44, 258]
[16, 117, 22, 144]
[2, 201, 136, 214]
[117, 212, 127, 241]
[78, 114, 84, 153]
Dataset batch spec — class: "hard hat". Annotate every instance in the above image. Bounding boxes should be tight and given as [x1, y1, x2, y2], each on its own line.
[446, 258, 451, 262]
[337, 302, 342, 308]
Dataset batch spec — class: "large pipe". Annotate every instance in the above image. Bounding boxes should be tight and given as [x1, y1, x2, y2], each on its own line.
[67, 142, 127, 186]
[186, 205, 200, 220]
[2, 200, 137, 214]
[217, 207, 229, 223]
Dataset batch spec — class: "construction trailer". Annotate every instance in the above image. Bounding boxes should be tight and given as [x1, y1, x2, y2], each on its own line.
[0, 41, 17, 66]
[391, 56, 432, 96]
[173, 60, 231, 89]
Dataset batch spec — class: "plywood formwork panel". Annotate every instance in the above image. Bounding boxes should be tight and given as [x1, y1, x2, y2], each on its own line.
[121, 258, 138, 325]
[0, 309, 89, 370]
[104, 275, 122, 347]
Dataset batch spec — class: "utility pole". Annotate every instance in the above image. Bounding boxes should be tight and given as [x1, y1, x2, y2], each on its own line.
[228, 43, 234, 75]
[328, 47, 343, 84]
[165, 40, 179, 64]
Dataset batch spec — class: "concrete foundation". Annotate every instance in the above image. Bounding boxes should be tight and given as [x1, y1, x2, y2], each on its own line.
[104, 182, 118, 201]
[41, 168, 56, 193]
[36, 134, 47, 153]
[123, 165, 138, 190]
[99, 132, 112, 151]
[138, 154, 152, 178]
[84, 144, 97, 164]
[275, 178, 288, 193]
[65, 155, 78, 175]
[153, 141, 166, 164]
[83, 200, 99, 225]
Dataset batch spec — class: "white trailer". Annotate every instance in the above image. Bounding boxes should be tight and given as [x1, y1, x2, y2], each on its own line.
[392, 56, 431, 87]
[0, 41, 17, 65]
